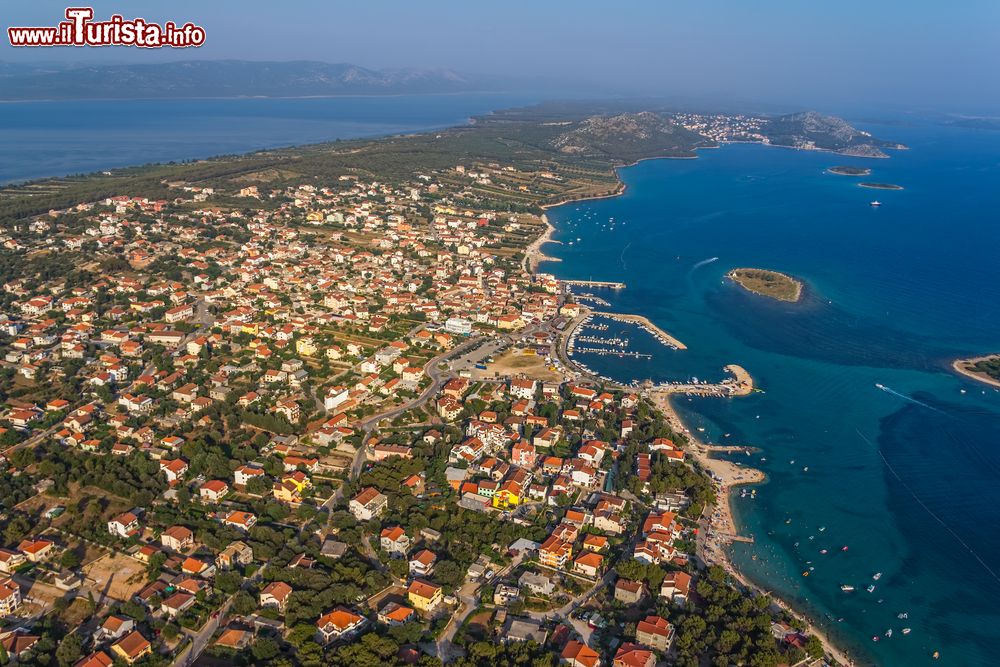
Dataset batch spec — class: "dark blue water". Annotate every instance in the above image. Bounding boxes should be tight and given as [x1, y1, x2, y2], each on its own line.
[543, 124, 1000, 665]
[0, 93, 541, 183]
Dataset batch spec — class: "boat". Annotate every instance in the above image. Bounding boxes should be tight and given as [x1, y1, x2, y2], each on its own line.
[870, 200, 882, 207]
[803, 466, 809, 472]
[872, 636, 880, 642]
[820, 549, 828, 554]
[902, 628, 911, 635]
[841, 545, 849, 551]
[867, 584, 876, 593]
[933, 651, 940, 659]
[840, 585, 855, 592]
[873, 572, 882, 580]
[897, 612, 908, 619]
[885, 629, 893, 638]
[875, 382, 886, 389]
[802, 571, 810, 577]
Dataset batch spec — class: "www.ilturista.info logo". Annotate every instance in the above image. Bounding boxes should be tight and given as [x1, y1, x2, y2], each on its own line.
[8, 7, 205, 48]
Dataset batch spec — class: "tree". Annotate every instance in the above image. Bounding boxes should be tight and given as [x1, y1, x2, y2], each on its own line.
[60, 550, 81, 570]
[147, 551, 167, 580]
[251, 637, 280, 661]
[55, 633, 83, 667]
[232, 591, 257, 616]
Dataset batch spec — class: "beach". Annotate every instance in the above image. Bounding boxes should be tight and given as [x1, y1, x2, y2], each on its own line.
[523, 213, 561, 273]
[649, 390, 856, 667]
[952, 355, 1000, 389]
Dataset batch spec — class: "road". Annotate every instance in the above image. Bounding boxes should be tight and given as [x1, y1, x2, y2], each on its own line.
[172, 593, 235, 667]
[323, 334, 492, 512]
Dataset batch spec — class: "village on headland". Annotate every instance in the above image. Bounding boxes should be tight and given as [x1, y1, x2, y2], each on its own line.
[0, 106, 890, 667]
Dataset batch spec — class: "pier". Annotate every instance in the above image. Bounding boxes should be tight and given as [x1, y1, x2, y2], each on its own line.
[647, 365, 754, 398]
[592, 311, 687, 350]
[563, 279, 626, 290]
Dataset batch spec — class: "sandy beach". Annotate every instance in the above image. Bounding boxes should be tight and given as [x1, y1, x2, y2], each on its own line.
[650, 389, 855, 667]
[952, 355, 1000, 389]
[523, 213, 561, 272]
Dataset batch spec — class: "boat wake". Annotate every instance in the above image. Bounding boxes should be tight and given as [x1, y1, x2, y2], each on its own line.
[692, 256, 719, 271]
[856, 428, 1000, 587]
[874, 383, 944, 413]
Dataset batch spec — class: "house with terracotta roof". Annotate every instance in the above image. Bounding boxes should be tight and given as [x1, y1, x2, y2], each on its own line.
[612, 643, 655, 667]
[260, 581, 293, 611]
[561, 639, 601, 667]
[221, 510, 257, 531]
[379, 526, 410, 557]
[161, 591, 196, 617]
[409, 549, 437, 577]
[159, 458, 189, 485]
[572, 551, 604, 578]
[635, 614, 674, 652]
[377, 600, 416, 626]
[111, 631, 152, 665]
[0, 548, 25, 574]
[660, 571, 692, 605]
[96, 615, 134, 642]
[315, 606, 367, 644]
[349, 487, 388, 521]
[16, 538, 54, 563]
[407, 579, 443, 613]
[614, 578, 646, 605]
[107, 512, 140, 539]
[199, 480, 229, 502]
[74, 651, 114, 667]
[160, 525, 194, 551]
[0, 578, 21, 615]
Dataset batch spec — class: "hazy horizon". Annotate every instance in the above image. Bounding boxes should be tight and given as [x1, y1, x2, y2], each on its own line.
[3, 0, 999, 114]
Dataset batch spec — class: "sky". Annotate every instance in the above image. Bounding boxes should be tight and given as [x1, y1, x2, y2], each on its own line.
[2, 0, 999, 112]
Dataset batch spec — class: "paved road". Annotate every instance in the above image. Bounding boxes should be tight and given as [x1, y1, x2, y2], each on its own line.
[172, 593, 235, 667]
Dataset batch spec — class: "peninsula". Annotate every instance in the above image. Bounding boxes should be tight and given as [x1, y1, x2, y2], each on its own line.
[727, 268, 804, 302]
[953, 354, 1000, 388]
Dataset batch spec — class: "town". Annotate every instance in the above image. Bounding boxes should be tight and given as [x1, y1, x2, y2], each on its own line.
[0, 133, 829, 667]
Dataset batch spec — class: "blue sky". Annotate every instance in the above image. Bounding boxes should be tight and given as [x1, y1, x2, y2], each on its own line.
[3, 0, 998, 111]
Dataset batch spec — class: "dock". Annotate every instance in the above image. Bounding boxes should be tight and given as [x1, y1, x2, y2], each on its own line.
[591, 312, 687, 350]
[563, 279, 626, 290]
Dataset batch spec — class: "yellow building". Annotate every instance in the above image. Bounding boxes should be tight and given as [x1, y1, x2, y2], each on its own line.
[492, 483, 522, 510]
[407, 579, 443, 613]
[296, 337, 318, 357]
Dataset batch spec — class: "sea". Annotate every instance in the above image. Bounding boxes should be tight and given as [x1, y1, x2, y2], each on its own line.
[0, 92, 543, 184]
[542, 122, 1000, 665]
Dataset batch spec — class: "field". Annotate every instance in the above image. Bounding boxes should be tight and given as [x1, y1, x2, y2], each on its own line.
[478, 349, 565, 383]
[82, 552, 148, 603]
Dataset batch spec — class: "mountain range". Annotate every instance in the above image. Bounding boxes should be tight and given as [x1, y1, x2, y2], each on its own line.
[0, 60, 507, 100]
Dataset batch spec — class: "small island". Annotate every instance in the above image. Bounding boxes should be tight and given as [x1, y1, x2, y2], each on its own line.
[827, 165, 871, 176]
[727, 268, 803, 302]
[953, 354, 1000, 388]
[859, 182, 904, 190]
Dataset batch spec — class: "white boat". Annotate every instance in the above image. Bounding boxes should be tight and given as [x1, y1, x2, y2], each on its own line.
[902, 628, 911, 635]
[867, 584, 876, 593]
[873, 572, 882, 580]
[885, 629, 893, 638]
[840, 585, 855, 592]
[870, 200, 882, 207]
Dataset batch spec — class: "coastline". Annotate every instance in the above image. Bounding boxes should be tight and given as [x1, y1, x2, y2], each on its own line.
[533, 160, 856, 667]
[952, 355, 1000, 389]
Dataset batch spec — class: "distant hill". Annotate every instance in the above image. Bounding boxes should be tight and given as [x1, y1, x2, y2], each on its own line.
[762, 111, 907, 157]
[0, 60, 506, 100]
[550, 112, 711, 162]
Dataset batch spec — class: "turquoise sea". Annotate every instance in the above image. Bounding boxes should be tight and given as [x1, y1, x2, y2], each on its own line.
[542, 123, 1000, 665]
